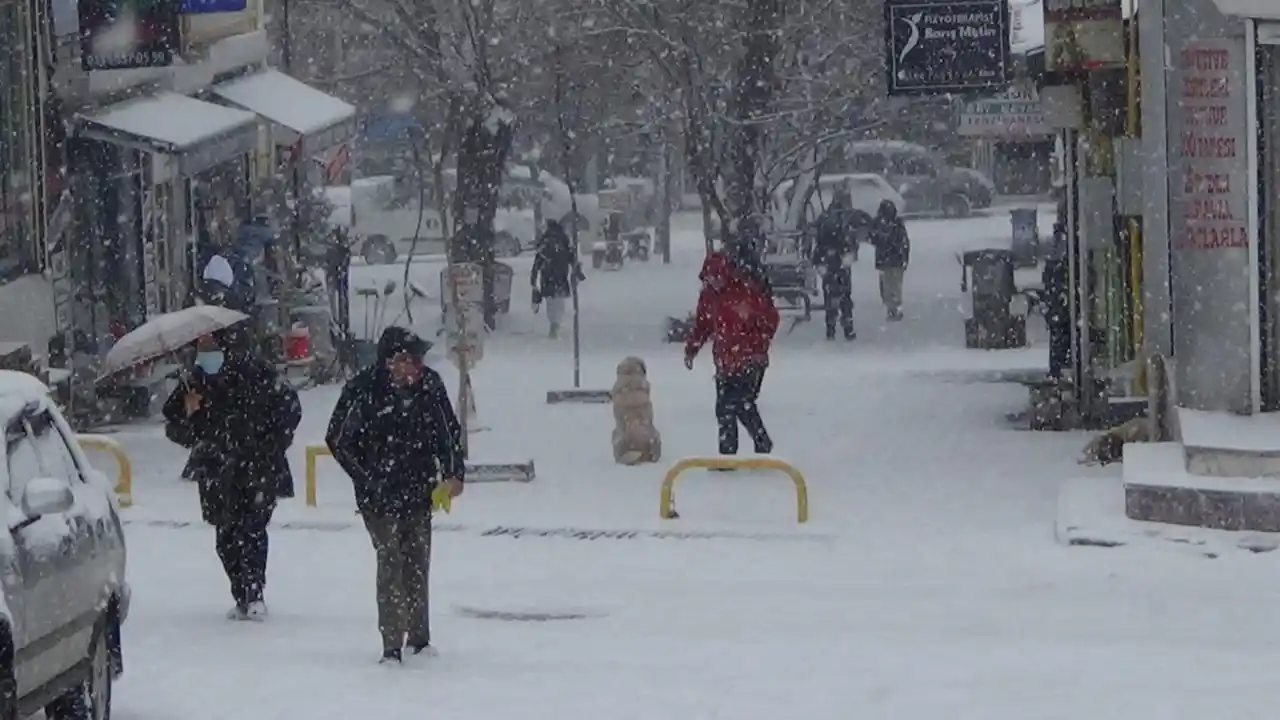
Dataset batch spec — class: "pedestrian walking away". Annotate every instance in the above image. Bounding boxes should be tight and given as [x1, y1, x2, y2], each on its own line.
[325, 327, 466, 664]
[530, 220, 585, 339]
[871, 199, 910, 321]
[162, 326, 301, 622]
[810, 192, 861, 340]
[684, 251, 780, 459]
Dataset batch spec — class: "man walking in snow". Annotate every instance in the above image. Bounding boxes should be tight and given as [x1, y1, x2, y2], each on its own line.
[811, 191, 860, 340]
[530, 220, 584, 338]
[685, 251, 780, 457]
[163, 327, 301, 621]
[325, 327, 465, 663]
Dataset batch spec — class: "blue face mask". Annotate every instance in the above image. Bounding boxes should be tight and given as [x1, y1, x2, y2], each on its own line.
[195, 350, 225, 375]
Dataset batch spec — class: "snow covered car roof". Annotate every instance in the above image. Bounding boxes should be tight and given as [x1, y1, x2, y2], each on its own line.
[0, 371, 52, 424]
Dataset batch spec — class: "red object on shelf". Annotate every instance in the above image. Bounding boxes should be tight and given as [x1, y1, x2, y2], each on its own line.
[284, 328, 311, 362]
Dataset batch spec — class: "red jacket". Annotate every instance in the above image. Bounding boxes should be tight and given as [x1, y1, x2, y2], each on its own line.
[685, 252, 780, 374]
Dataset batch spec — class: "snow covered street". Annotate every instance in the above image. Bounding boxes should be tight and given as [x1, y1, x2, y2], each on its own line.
[95, 209, 1280, 719]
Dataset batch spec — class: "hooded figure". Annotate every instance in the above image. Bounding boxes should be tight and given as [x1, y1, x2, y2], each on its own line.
[811, 193, 859, 340]
[611, 356, 662, 465]
[870, 199, 910, 321]
[530, 220, 584, 338]
[684, 252, 779, 457]
[325, 326, 465, 663]
[162, 324, 301, 621]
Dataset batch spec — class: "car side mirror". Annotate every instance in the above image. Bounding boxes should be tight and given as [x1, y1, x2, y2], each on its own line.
[19, 477, 75, 521]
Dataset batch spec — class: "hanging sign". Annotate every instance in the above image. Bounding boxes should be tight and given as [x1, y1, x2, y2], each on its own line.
[885, 0, 1011, 96]
[78, 0, 180, 70]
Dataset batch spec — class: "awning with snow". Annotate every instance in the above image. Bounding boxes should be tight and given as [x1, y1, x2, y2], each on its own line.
[1212, 0, 1280, 20]
[211, 69, 356, 159]
[77, 92, 259, 177]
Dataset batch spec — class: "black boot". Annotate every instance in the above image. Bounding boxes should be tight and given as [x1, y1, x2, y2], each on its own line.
[380, 648, 403, 664]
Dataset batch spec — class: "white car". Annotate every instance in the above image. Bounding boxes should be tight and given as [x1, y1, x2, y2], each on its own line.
[771, 173, 905, 229]
[0, 371, 129, 720]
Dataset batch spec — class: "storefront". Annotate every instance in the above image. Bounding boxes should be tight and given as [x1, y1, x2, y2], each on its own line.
[72, 93, 259, 327]
[210, 68, 355, 187]
[0, 0, 39, 281]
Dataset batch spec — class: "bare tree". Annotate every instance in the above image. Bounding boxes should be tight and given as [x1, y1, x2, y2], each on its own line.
[325, 0, 531, 327]
[581, 0, 884, 250]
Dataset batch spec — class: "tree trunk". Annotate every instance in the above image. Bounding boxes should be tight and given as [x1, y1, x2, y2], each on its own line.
[452, 111, 513, 329]
[725, 0, 781, 257]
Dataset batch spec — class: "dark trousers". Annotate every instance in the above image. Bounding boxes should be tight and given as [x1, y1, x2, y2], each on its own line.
[363, 512, 433, 652]
[1047, 309, 1071, 378]
[715, 363, 772, 455]
[822, 268, 854, 337]
[214, 501, 274, 608]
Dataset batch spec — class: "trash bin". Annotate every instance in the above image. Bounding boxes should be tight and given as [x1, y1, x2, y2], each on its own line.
[961, 249, 1026, 350]
[1010, 208, 1039, 268]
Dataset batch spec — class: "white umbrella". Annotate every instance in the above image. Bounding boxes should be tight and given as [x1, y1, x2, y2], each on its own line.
[98, 305, 251, 379]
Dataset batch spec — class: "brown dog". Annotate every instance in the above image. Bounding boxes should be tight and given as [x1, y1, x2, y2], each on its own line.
[611, 356, 662, 465]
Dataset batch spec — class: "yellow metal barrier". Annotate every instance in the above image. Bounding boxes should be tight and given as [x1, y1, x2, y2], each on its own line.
[76, 435, 133, 509]
[305, 445, 331, 507]
[659, 457, 808, 524]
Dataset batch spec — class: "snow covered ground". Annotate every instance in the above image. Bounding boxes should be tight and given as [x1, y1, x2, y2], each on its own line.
[91, 206, 1280, 719]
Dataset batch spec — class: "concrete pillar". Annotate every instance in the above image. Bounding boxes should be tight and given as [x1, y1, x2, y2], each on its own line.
[1143, 0, 1256, 412]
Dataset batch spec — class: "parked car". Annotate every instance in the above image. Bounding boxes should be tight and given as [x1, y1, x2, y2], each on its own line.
[0, 371, 128, 719]
[771, 173, 905, 230]
[843, 140, 995, 217]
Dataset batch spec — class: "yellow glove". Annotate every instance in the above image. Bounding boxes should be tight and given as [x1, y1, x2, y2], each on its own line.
[432, 484, 453, 514]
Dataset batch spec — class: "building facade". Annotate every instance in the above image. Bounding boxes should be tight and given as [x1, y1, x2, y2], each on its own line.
[0, 0, 42, 281]
[1138, 0, 1280, 414]
[44, 0, 355, 370]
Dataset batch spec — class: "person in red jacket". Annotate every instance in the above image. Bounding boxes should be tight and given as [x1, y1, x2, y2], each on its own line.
[684, 251, 780, 456]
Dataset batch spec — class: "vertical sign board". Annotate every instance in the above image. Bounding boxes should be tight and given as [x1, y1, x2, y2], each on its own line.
[1168, 36, 1252, 412]
[78, 0, 180, 71]
[885, 0, 1011, 96]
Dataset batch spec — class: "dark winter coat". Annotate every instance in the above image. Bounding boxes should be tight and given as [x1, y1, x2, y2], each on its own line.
[163, 356, 301, 525]
[811, 207, 859, 272]
[871, 216, 910, 270]
[531, 223, 582, 300]
[686, 252, 780, 376]
[325, 330, 466, 518]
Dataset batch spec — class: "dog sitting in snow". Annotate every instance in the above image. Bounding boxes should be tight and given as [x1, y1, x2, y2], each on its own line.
[611, 356, 662, 465]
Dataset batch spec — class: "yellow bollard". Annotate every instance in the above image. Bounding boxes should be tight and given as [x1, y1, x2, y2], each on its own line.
[659, 456, 808, 523]
[76, 435, 133, 509]
[305, 445, 332, 507]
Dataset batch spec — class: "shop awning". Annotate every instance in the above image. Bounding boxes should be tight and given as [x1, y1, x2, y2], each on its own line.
[1212, 0, 1280, 19]
[212, 69, 356, 158]
[78, 93, 259, 177]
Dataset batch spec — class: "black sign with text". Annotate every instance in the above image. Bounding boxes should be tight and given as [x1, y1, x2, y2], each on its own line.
[885, 0, 1011, 96]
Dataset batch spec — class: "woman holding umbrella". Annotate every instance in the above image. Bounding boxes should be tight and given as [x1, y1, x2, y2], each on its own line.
[162, 326, 301, 621]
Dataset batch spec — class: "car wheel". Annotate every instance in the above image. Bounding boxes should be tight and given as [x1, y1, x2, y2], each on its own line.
[942, 194, 972, 218]
[494, 232, 522, 258]
[45, 621, 112, 720]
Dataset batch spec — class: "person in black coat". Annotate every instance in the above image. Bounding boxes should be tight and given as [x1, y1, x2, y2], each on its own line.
[870, 199, 910, 321]
[810, 194, 860, 340]
[530, 220, 584, 338]
[325, 327, 465, 663]
[162, 326, 301, 621]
